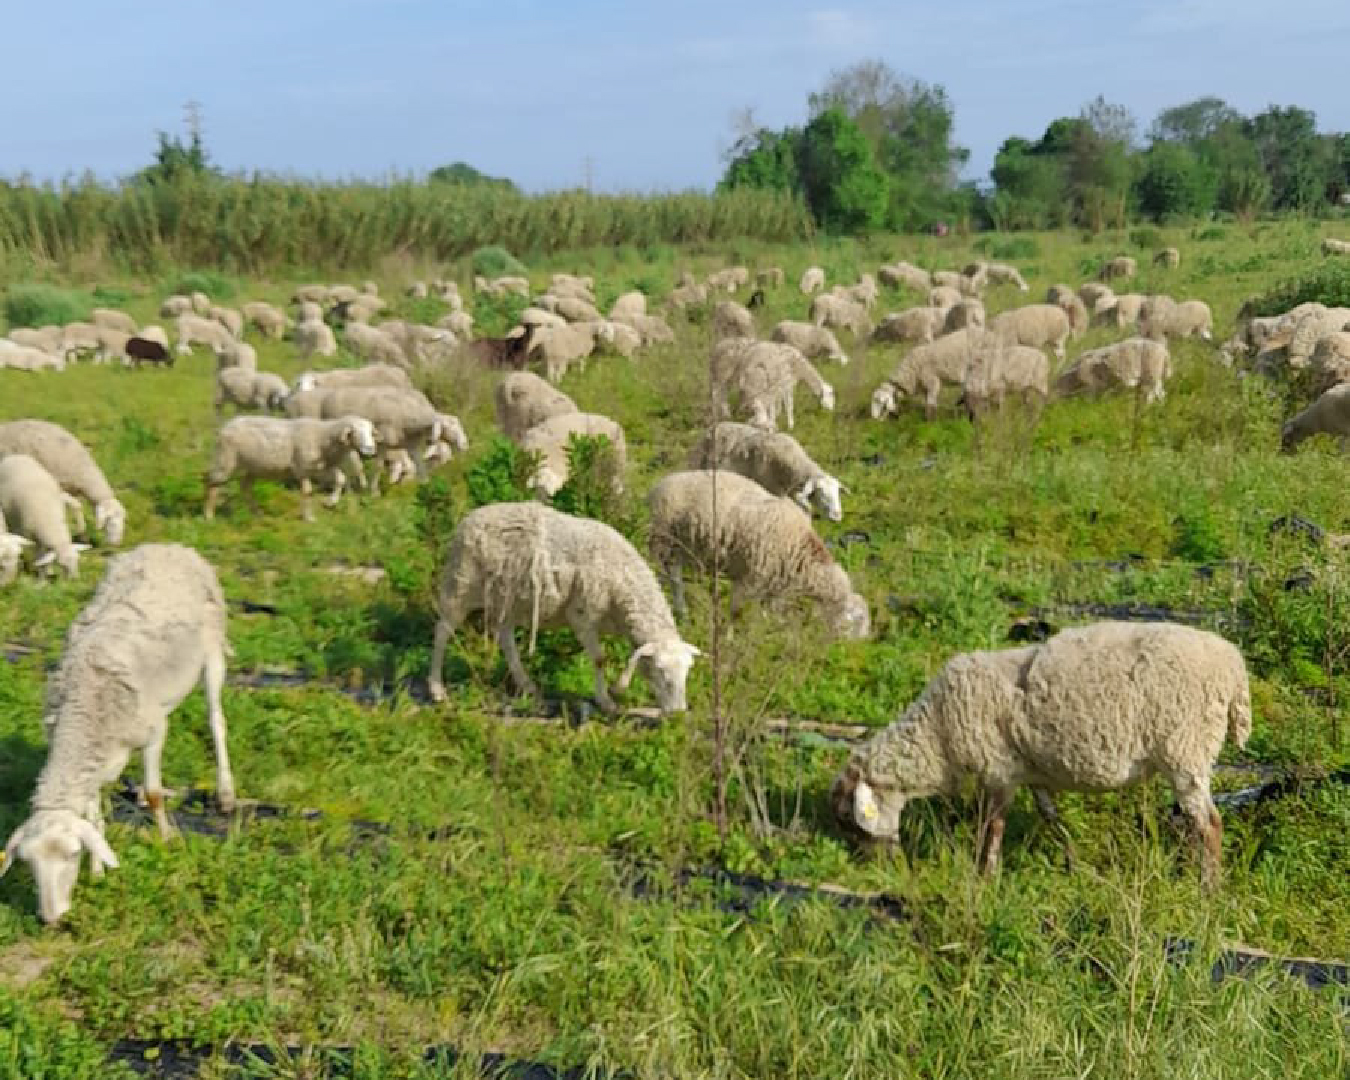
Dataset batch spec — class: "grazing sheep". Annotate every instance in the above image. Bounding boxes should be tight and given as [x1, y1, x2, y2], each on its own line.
[943, 299, 986, 334]
[210, 306, 244, 340]
[831, 621, 1250, 883]
[810, 293, 871, 337]
[292, 284, 330, 305]
[89, 309, 136, 335]
[1077, 282, 1115, 310]
[550, 296, 602, 323]
[1050, 293, 1089, 337]
[190, 292, 212, 315]
[871, 328, 998, 420]
[611, 312, 675, 346]
[871, 307, 944, 346]
[1281, 382, 1350, 452]
[406, 282, 430, 299]
[666, 282, 709, 312]
[0, 455, 89, 576]
[241, 301, 289, 340]
[427, 501, 700, 714]
[0, 420, 127, 545]
[159, 295, 192, 319]
[517, 412, 626, 497]
[93, 328, 131, 365]
[0, 544, 234, 924]
[551, 272, 594, 293]
[307, 387, 442, 490]
[215, 369, 290, 414]
[377, 320, 456, 366]
[1307, 332, 1350, 393]
[1321, 238, 1350, 256]
[689, 421, 845, 521]
[204, 416, 379, 521]
[707, 267, 751, 293]
[0, 345, 66, 372]
[1154, 247, 1181, 269]
[982, 263, 1030, 291]
[800, 267, 826, 295]
[1100, 256, 1137, 281]
[756, 267, 786, 289]
[386, 413, 469, 484]
[344, 322, 409, 368]
[495, 372, 579, 441]
[214, 339, 257, 373]
[1139, 296, 1213, 342]
[8, 326, 64, 354]
[770, 320, 849, 365]
[714, 300, 756, 341]
[832, 274, 879, 310]
[927, 285, 962, 312]
[293, 363, 411, 394]
[60, 322, 102, 360]
[438, 310, 475, 339]
[610, 291, 647, 321]
[1054, 337, 1172, 404]
[716, 341, 834, 430]
[1094, 292, 1147, 331]
[476, 275, 530, 298]
[1045, 284, 1076, 307]
[0, 531, 33, 585]
[962, 344, 1050, 415]
[527, 322, 609, 383]
[878, 262, 932, 292]
[989, 304, 1072, 359]
[175, 314, 235, 356]
[648, 470, 869, 639]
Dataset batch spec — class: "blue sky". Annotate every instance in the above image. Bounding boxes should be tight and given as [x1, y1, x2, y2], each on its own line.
[9, 1, 1349, 192]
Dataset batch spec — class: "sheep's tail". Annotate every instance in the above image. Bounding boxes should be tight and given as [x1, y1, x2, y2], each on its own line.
[525, 523, 549, 656]
[1227, 679, 1252, 749]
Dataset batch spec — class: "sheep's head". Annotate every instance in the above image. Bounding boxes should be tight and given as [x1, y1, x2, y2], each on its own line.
[796, 476, 845, 523]
[95, 499, 126, 546]
[831, 760, 906, 842]
[342, 418, 379, 457]
[617, 639, 701, 714]
[819, 383, 836, 411]
[529, 465, 566, 498]
[829, 590, 871, 641]
[0, 534, 33, 584]
[1, 810, 118, 924]
[870, 383, 898, 420]
[439, 416, 469, 453]
[34, 543, 89, 578]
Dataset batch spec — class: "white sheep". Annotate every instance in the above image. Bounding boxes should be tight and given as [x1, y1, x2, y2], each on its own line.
[1054, 337, 1172, 404]
[1100, 255, 1137, 281]
[871, 307, 944, 346]
[241, 301, 290, 339]
[609, 292, 647, 321]
[204, 416, 379, 521]
[438, 310, 475, 339]
[189, 291, 212, 315]
[303, 386, 442, 490]
[982, 263, 1030, 291]
[1139, 296, 1213, 341]
[0, 344, 66, 372]
[611, 312, 675, 346]
[0, 530, 33, 585]
[1281, 382, 1350, 451]
[386, 413, 469, 484]
[517, 412, 626, 497]
[770, 320, 849, 365]
[495, 372, 579, 441]
[878, 262, 932, 292]
[809, 293, 871, 337]
[943, 299, 986, 334]
[707, 267, 751, 293]
[962, 344, 1050, 415]
[60, 322, 102, 360]
[293, 284, 331, 305]
[1154, 247, 1181, 269]
[0, 544, 235, 923]
[689, 421, 845, 521]
[1078, 282, 1115, 311]
[648, 470, 869, 639]
[756, 267, 786, 289]
[666, 281, 709, 312]
[1321, 238, 1350, 256]
[0, 454, 90, 575]
[799, 267, 826, 295]
[427, 501, 700, 714]
[1051, 293, 1089, 337]
[1094, 292, 1146, 331]
[293, 363, 411, 394]
[989, 304, 1072, 359]
[927, 285, 962, 312]
[871, 328, 997, 420]
[0, 420, 127, 545]
[159, 295, 192, 319]
[713, 300, 755, 341]
[476, 275, 530, 298]
[215, 368, 290, 414]
[175, 313, 235, 356]
[210, 306, 245, 339]
[714, 341, 834, 430]
[527, 322, 608, 383]
[89, 309, 136, 335]
[7, 326, 64, 354]
[832, 621, 1250, 883]
[344, 322, 409, 368]
[214, 339, 257, 373]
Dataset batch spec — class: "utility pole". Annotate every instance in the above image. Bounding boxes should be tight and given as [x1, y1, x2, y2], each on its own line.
[583, 155, 593, 193]
[184, 100, 204, 143]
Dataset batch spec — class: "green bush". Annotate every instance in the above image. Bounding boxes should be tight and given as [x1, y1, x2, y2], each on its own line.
[551, 434, 630, 534]
[90, 283, 133, 304]
[973, 235, 1040, 260]
[464, 437, 536, 507]
[1245, 260, 1350, 317]
[470, 246, 527, 279]
[2, 284, 91, 328]
[1128, 226, 1164, 249]
[472, 292, 529, 339]
[168, 270, 238, 300]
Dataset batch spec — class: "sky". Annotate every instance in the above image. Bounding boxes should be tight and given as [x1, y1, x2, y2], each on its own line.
[8, 0, 1350, 193]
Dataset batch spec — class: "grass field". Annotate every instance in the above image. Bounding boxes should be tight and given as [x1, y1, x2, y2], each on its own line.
[0, 222, 1346, 1079]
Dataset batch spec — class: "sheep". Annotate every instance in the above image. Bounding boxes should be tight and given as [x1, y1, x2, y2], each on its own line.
[1284, 306, 1350, 368]
[545, 280, 597, 305]
[1154, 247, 1181, 269]
[1280, 382, 1350, 452]
[943, 299, 986, 334]
[376, 320, 456, 366]
[1307, 332, 1350, 393]
[494, 372, 579, 441]
[210, 306, 245, 340]
[241, 301, 289, 340]
[878, 262, 932, 292]
[1139, 296, 1213, 342]
[527, 322, 609, 382]
[1321, 238, 1350, 256]
[159, 295, 192, 319]
[344, 322, 409, 367]
[871, 307, 944, 346]
[1054, 337, 1172, 404]
[833, 273, 879, 310]
[810, 293, 871, 337]
[175, 313, 235, 356]
[93, 328, 131, 364]
[305, 387, 442, 490]
[294, 318, 338, 361]
[386, 413, 468, 484]
[713, 300, 755, 341]
[1094, 292, 1146, 331]
[1077, 282, 1115, 310]
[60, 322, 102, 360]
[406, 282, 430, 299]
[871, 328, 998, 420]
[89, 308, 136, 335]
[427, 501, 700, 715]
[204, 416, 379, 521]
[0, 420, 127, 545]
[297, 300, 324, 322]
[594, 319, 641, 359]
[293, 363, 411, 394]
[927, 285, 962, 312]
[438, 310, 475, 339]
[517, 412, 626, 497]
[214, 339, 257, 373]
[831, 621, 1251, 883]
[476, 275, 530, 298]
[648, 470, 869, 639]
[334, 295, 386, 324]
[0, 531, 33, 585]
[0, 345, 66, 372]
[551, 272, 594, 292]
[612, 312, 675, 346]
[705, 266, 750, 293]
[1045, 284, 1076, 307]
[689, 421, 845, 521]
[190, 291, 212, 315]
[0, 544, 234, 923]
[328, 284, 362, 305]
[770, 320, 849, 365]
[1100, 255, 1137, 281]
[716, 341, 834, 430]
[215, 368, 290, 415]
[0, 455, 89, 576]
[1050, 293, 1089, 337]
[610, 291, 647, 321]
[962, 344, 1050, 416]
[799, 267, 826, 295]
[666, 282, 709, 312]
[550, 296, 602, 323]
[982, 263, 1030, 291]
[989, 304, 1072, 359]
[293, 284, 330, 305]
[8, 326, 64, 354]
[756, 267, 785, 289]
[931, 270, 964, 292]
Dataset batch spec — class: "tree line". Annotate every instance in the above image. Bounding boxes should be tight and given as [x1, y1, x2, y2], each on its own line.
[720, 61, 1350, 233]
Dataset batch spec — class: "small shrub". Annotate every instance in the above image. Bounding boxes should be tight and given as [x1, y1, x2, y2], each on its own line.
[1170, 508, 1226, 563]
[169, 270, 238, 300]
[973, 235, 1040, 261]
[472, 292, 529, 338]
[551, 434, 632, 534]
[91, 283, 133, 304]
[471, 245, 527, 279]
[1245, 260, 1350, 317]
[2, 284, 91, 328]
[1129, 226, 1163, 250]
[464, 437, 536, 507]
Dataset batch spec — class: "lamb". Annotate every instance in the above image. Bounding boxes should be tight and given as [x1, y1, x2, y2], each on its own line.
[204, 416, 379, 521]
[210, 306, 245, 340]
[1094, 292, 1146, 331]
[609, 291, 647, 321]
[93, 328, 131, 365]
[0, 455, 89, 576]
[1321, 238, 1350, 256]
[871, 328, 998, 420]
[306, 387, 443, 490]
[982, 263, 1030, 291]
[809, 293, 871, 337]
[215, 369, 290, 414]
[1154, 247, 1181, 269]
[688, 421, 846, 521]
[799, 267, 826, 295]
[713, 300, 755, 340]
[495, 372, 579, 441]
[90, 308, 136, 335]
[344, 323, 409, 368]
[717, 341, 835, 430]
[214, 339, 257, 373]
[756, 267, 785, 289]
[927, 285, 962, 312]
[8, 326, 64, 354]
[0, 544, 235, 923]
[647, 470, 869, 639]
[294, 317, 339, 361]
[989, 304, 1072, 359]
[0, 345, 66, 372]
[878, 262, 932, 292]
[528, 322, 609, 382]
[241, 301, 289, 340]
[0, 531, 32, 585]
[770, 321, 849, 365]
[595, 319, 642, 358]
[1054, 337, 1172, 404]
[831, 621, 1251, 884]
[943, 299, 986, 334]
[159, 295, 193, 319]
[517, 412, 627, 497]
[0, 420, 127, 545]
[293, 363, 411, 394]
[428, 502, 698, 714]
[1139, 296, 1213, 341]
[706, 267, 751, 293]
[611, 312, 675, 346]
[962, 344, 1050, 415]
[1280, 382, 1350, 452]
[1100, 255, 1137, 281]
[175, 314, 235, 356]
[871, 306, 944, 346]
[386, 413, 469, 484]
[438, 311, 475, 339]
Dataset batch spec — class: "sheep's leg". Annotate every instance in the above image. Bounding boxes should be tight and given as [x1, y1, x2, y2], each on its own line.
[1032, 787, 1076, 868]
[202, 646, 235, 812]
[325, 469, 347, 510]
[428, 616, 453, 703]
[141, 722, 177, 841]
[573, 622, 618, 715]
[241, 476, 261, 514]
[203, 483, 221, 520]
[498, 627, 543, 705]
[977, 786, 1015, 875]
[61, 494, 87, 538]
[346, 450, 370, 492]
[1175, 776, 1222, 888]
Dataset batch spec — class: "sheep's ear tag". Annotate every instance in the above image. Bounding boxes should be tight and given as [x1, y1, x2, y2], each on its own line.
[853, 781, 880, 828]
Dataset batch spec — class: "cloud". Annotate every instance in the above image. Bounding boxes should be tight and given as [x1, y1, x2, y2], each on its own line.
[806, 8, 870, 49]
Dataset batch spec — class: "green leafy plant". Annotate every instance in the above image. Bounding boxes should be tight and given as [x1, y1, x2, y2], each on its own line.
[463, 437, 536, 507]
[470, 245, 527, 278]
[2, 284, 91, 328]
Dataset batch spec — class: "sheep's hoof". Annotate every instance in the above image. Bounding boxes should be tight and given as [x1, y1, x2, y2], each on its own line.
[428, 683, 447, 705]
[217, 790, 237, 814]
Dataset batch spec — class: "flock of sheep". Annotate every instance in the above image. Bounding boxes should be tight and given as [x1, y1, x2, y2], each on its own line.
[1, 237, 1345, 925]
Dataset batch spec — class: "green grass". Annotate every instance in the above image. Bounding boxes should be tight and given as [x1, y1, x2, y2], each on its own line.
[0, 225, 1346, 1078]
[2, 284, 92, 328]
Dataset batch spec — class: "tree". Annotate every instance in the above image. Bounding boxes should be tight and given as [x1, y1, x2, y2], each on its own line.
[1150, 97, 1241, 146]
[1247, 106, 1327, 211]
[427, 162, 518, 192]
[719, 126, 802, 194]
[1134, 142, 1216, 220]
[990, 136, 1066, 228]
[137, 130, 217, 186]
[796, 108, 889, 233]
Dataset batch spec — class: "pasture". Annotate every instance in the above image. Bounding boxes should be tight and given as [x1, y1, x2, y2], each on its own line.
[0, 222, 1346, 1079]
